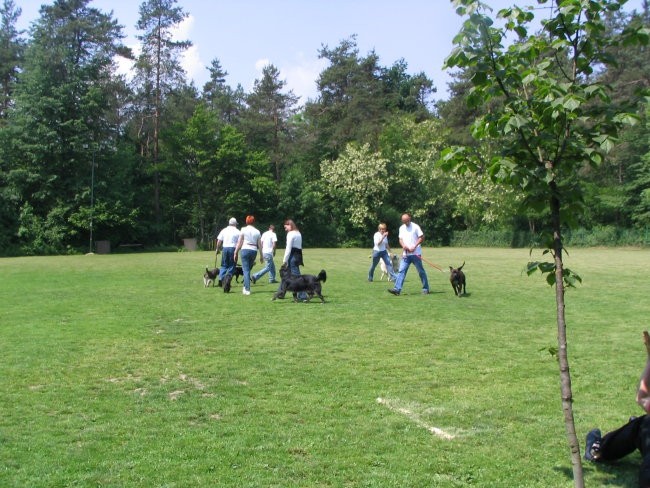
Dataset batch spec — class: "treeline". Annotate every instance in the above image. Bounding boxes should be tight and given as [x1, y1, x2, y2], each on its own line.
[0, 0, 648, 255]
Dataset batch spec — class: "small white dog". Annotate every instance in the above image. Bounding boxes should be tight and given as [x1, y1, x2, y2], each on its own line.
[380, 254, 399, 281]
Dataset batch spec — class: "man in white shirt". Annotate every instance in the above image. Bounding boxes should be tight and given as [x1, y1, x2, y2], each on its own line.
[388, 213, 430, 296]
[216, 217, 240, 284]
[252, 224, 278, 284]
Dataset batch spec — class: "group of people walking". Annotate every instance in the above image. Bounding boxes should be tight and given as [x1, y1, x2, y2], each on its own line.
[215, 212, 429, 297]
[215, 216, 304, 296]
[214, 214, 650, 486]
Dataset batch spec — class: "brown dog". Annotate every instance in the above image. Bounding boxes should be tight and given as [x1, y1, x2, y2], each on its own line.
[449, 262, 466, 297]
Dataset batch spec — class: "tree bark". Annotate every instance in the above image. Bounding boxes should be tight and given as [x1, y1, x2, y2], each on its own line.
[551, 189, 584, 487]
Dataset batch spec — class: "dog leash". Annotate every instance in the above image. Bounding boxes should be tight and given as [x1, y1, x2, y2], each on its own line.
[419, 255, 444, 272]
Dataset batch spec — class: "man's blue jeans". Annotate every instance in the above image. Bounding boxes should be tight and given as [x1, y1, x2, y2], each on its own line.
[253, 252, 276, 282]
[218, 247, 236, 280]
[393, 254, 429, 293]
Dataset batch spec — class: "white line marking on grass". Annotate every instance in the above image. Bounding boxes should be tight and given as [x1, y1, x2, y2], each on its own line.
[376, 397, 456, 440]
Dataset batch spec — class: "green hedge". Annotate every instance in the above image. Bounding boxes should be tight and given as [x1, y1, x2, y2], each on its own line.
[450, 226, 650, 248]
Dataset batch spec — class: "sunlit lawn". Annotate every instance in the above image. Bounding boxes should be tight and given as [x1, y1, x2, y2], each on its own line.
[1, 247, 649, 487]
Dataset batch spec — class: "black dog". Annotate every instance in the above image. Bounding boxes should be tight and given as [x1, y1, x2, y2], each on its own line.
[272, 264, 326, 303]
[204, 267, 218, 287]
[233, 265, 245, 283]
[449, 262, 466, 297]
[214, 266, 243, 287]
[222, 273, 233, 293]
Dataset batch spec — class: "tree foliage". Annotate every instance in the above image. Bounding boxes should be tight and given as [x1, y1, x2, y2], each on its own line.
[442, 0, 649, 484]
[0, 2, 647, 255]
[321, 142, 388, 229]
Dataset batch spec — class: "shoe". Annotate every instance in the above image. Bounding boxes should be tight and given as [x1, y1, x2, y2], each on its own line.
[242, 288, 250, 296]
[269, 280, 278, 284]
[422, 290, 429, 295]
[251, 276, 257, 285]
[584, 429, 602, 461]
[387, 289, 400, 296]
[368, 279, 373, 282]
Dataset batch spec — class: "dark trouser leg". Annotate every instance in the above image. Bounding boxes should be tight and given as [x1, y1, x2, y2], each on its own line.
[638, 416, 650, 488]
[599, 415, 646, 462]
[598, 415, 650, 487]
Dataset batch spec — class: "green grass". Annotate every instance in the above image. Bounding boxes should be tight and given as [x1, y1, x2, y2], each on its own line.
[1, 247, 649, 487]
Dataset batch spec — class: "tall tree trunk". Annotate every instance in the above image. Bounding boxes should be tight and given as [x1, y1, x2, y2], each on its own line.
[153, 17, 162, 229]
[551, 188, 584, 487]
[197, 192, 205, 244]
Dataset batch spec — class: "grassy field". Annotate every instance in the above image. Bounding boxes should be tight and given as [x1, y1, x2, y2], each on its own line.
[1, 247, 649, 487]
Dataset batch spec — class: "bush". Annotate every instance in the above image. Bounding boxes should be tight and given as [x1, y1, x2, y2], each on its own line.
[450, 227, 649, 248]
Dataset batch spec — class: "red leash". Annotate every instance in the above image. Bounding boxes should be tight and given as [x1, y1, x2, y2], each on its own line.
[419, 255, 444, 272]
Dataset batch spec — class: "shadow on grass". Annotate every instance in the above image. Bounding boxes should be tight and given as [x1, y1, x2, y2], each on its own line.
[554, 458, 640, 487]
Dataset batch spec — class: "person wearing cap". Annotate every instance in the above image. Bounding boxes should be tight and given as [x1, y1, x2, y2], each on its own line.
[234, 215, 262, 296]
[216, 217, 240, 285]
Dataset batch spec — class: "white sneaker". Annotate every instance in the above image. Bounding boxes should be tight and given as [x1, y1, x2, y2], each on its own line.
[242, 288, 250, 296]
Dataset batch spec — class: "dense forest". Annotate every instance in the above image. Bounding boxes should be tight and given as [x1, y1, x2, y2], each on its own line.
[0, 0, 648, 256]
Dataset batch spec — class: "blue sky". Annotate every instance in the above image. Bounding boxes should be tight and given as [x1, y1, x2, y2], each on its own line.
[15, 0, 646, 103]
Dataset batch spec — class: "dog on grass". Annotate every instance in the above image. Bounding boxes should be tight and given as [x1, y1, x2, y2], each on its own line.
[222, 273, 233, 293]
[204, 267, 219, 287]
[272, 264, 326, 303]
[233, 265, 245, 283]
[380, 253, 399, 281]
[449, 262, 466, 297]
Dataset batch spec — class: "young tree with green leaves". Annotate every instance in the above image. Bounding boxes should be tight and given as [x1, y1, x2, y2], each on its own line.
[442, 0, 648, 485]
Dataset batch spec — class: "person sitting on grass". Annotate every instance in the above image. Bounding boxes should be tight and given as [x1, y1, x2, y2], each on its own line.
[585, 331, 650, 488]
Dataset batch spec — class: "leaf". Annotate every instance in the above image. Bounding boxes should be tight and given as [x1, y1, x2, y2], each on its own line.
[505, 114, 529, 131]
[612, 113, 640, 127]
[545, 273, 556, 286]
[563, 268, 582, 288]
[562, 96, 581, 111]
[539, 345, 559, 360]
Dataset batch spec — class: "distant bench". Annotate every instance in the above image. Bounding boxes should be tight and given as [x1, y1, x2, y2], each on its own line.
[118, 243, 143, 250]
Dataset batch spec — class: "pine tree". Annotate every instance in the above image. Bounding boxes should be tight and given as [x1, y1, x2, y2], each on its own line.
[133, 0, 191, 234]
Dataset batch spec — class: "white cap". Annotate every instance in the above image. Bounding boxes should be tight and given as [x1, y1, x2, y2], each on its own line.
[229, 217, 237, 226]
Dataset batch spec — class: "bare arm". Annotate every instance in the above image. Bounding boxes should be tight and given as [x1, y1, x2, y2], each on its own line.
[234, 234, 243, 262]
[636, 331, 650, 413]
